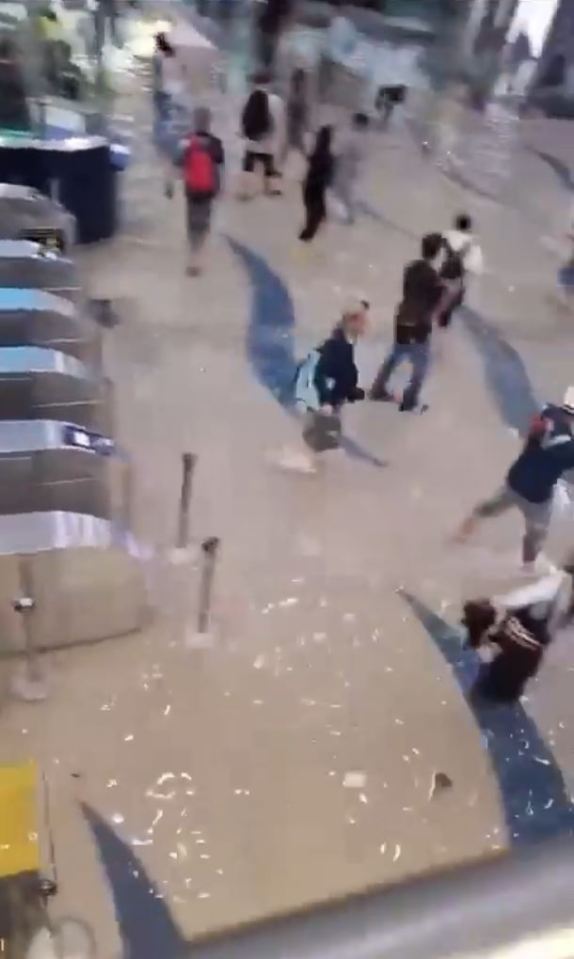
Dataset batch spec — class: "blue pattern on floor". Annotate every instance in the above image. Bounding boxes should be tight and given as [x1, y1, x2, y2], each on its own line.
[530, 149, 574, 193]
[459, 307, 539, 437]
[83, 804, 185, 959]
[402, 593, 574, 843]
[228, 236, 385, 468]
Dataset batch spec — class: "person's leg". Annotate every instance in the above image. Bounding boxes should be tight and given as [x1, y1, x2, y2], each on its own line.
[238, 150, 256, 199]
[299, 190, 325, 241]
[263, 153, 281, 195]
[186, 198, 212, 275]
[455, 485, 516, 543]
[370, 343, 404, 399]
[400, 341, 430, 410]
[521, 498, 552, 567]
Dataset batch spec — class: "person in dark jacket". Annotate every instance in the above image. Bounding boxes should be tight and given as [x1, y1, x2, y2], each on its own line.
[280, 300, 368, 472]
[456, 389, 574, 569]
[299, 125, 335, 242]
[370, 233, 443, 411]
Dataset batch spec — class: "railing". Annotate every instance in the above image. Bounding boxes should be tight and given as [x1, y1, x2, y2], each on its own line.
[187, 838, 574, 959]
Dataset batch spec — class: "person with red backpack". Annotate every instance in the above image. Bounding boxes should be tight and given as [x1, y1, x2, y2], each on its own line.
[182, 106, 225, 276]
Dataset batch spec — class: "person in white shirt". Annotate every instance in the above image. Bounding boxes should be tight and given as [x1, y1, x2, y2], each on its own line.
[239, 75, 284, 197]
[436, 213, 484, 328]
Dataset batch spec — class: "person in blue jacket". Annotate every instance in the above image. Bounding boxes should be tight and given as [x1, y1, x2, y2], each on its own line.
[456, 388, 574, 569]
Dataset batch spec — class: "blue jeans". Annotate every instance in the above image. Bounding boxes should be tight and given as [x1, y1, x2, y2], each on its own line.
[372, 341, 430, 408]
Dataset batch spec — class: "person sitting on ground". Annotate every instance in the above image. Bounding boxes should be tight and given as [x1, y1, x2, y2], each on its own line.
[462, 557, 574, 703]
[370, 233, 444, 412]
[436, 213, 484, 328]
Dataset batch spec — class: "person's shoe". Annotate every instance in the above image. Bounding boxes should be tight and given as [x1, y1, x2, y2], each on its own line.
[370, 387, 395, 402]
[399, 396, 428, 413]
[275, 449, 317, 474]
[186, 264, 202, 277]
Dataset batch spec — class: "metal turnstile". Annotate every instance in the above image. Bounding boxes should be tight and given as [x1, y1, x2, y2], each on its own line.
[0, 420, 122, 519]
[0, 346, 112, 432]
[0, 511, 149, 651]
[0, 288, 102, 367]
[0, 240, 80, 300]
[0, 184, 76, 252]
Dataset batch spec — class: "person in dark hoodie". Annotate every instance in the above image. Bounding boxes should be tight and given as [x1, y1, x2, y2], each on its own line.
[456, 388, 574, 571]
[299, 125, 335, 242]
[280, 299, 368, 472]
[370, 232, 444, 411]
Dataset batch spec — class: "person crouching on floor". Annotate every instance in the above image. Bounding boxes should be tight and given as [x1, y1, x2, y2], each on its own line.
[462, 559, 574, 703]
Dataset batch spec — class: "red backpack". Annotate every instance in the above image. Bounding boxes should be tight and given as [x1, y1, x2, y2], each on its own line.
[184, 136, 216, 197]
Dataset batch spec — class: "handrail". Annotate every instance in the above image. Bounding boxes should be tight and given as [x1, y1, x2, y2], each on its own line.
[187, 839, 574, 959]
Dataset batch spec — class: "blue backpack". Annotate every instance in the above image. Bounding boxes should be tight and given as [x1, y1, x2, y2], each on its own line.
[294, 348, 335, 411]
[294, 349, 321, 411]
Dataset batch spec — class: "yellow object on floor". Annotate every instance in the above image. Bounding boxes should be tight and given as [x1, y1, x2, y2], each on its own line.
[0, 764, 40, 879]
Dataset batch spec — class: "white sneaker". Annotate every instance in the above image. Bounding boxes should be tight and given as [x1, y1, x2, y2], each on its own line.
[274, 449, 317, 474]
[521, 554, 558, 576]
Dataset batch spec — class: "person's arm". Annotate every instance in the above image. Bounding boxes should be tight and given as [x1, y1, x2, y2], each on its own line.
[314, 341, 337, 407]
[465, 242, 484, 275]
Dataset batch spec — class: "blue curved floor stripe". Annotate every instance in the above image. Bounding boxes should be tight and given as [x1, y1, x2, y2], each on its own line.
[459, 307, 538, 437]
[402, 593, 574, 843]
[83, 803, 186, 959]
[227, 236, 385, 468]
[529, 148, 574, 193]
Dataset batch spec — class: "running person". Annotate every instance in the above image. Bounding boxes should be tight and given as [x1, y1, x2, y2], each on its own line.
[299, 125, 335, 242]
[456, 389, 574, 570]
[182, 107, 225, 276]
[370, 233, 443, 411]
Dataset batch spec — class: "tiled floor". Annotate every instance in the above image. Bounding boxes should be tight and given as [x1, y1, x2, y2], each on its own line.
[2, 18, 574, 957]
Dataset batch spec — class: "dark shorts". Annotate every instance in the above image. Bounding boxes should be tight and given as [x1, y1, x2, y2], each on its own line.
[242, 150, 275, 177]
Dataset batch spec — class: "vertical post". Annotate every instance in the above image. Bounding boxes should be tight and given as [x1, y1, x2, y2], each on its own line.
[11, 557, 47, 702]
[177, 452, 197, 550]
[197, 537, 221, 635]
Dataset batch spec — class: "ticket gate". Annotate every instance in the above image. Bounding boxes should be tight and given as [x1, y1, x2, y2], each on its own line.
[0, 512, 149, 651]
[0, 184, 76, 252]
[0, 420, 121, 519]
[0, 240, 80, 301]
[0, 346, 112, 433]
[0, 288, 102, 367]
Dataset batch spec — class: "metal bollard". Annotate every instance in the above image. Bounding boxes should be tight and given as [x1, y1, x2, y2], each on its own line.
[196, 537, 221, 635]
[176, 452, 197, 550]
[10, 557, 48, 702]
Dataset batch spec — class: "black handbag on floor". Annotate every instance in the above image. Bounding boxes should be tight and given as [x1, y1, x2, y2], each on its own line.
[303, 410, 342, 452]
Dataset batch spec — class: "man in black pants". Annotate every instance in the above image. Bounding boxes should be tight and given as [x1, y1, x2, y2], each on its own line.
[370, 233, 443, 411]
[299, 126, 334, 242]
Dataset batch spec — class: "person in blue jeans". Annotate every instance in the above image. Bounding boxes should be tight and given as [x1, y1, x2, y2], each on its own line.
[370, 233, 444, 411]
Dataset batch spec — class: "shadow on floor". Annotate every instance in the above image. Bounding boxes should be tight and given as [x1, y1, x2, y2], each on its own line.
[401, 592, 574, 843]
[227, 235, 385, 468]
